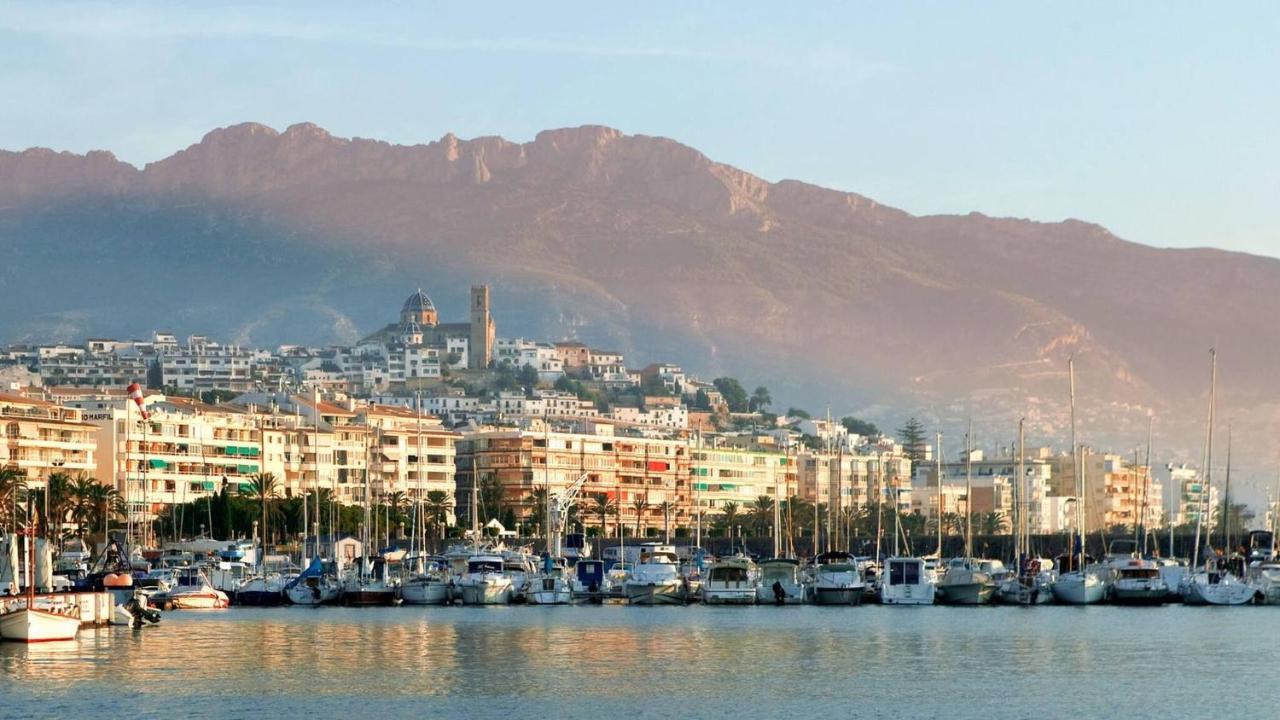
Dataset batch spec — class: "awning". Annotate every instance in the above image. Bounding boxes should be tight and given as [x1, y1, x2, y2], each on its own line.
[237, 483, 253, 493]
[237, 464, 258, 474]
[201, 481, 216, 491]
[149, 459, 167, 469]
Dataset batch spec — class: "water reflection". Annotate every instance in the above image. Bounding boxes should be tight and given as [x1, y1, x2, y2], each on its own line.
[4, 605, 1280, 718]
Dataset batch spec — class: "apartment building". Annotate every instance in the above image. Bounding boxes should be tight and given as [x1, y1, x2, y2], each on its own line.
[0, 392, 98, 490]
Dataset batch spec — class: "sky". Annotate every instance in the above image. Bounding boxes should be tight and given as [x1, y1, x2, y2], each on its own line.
[1, 2, 1278, 257]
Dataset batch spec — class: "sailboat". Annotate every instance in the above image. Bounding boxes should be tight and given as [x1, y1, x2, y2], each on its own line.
[937, 423, 997, 605]
[997, 420, 1053, 605]
[285, 555, 341, 605]
[341, 428, 399, 606]
[1181, 363, 1253, 606]
[1, 531, 80, 643]
[1051, 358, 1108, 605]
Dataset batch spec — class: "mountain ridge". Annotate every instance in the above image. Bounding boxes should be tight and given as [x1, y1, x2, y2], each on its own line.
[2, 122, 1278, 476]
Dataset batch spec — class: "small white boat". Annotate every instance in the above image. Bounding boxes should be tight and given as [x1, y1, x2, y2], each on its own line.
[165, 567, 230, 609]
[400, 556, 451, 606]
[1051, 570, 1108, 605]
[936, 558, 997, 605]
[456, 555, 514, 605]
[811, 552, 866, 606]
[879, 556, 937, 606]
[285, 557, 341, 606]
[756, 558, 807, 605]
[624, 547, 688, 605]
[1110, 558, 1169, 605]
[526, 572, 573, 605]
[0, 602, 81, 643]
[702, 555, 759, 605]
[1181, 564, 1254, 606]
[1247, 560, 1280, 605]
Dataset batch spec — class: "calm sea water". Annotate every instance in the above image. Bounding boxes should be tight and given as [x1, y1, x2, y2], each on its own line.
[3, 604, 1278, 719]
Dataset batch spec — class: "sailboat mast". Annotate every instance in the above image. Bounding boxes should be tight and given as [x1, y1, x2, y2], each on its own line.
[935, 431, 944, 557]
[1224, 424, 1232, 556]
[1192, 349, 1215, 572]
[1017, 418, 1025, 565]
[415, 391, 424, 556]
[1068, 357, 1081, 571]
[965, 420, 973, 559]
[1141, 414, 1153, 556]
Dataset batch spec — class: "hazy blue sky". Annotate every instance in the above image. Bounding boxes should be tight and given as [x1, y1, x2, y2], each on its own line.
[2, 2, 1277, 256]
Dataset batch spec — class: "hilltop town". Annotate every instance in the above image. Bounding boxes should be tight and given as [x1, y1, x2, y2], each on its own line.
[0, 286, 1227, 547]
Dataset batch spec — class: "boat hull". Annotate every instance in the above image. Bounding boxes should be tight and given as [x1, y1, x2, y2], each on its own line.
[625, 582, 687, 605]
[1181, 580, 1254, 606]
[1111, 581, 1169, 605]
[811, 586, 865, 606]
[285, 582, 340, 606]
[235, 590, 284, 607]
[937, 583, 995, 605]
[341, 589, 398, 606]
[458, 582, 512, 606]
[1050, 575, 1107, 605]
[400, 581, 451, 606]
[526, 589, 573, 605]
[702, 586, 758, 605]
[0, 607, 81, 643]
[881, 584, 937, 605]
[166, 591, 230, 610]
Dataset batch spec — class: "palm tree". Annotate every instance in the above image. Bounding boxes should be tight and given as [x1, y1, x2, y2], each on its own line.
[246, 472, 283, 547]
[423, 490, 453, 539]
[525, 487, 549, 536]
[43, 471, 78, 543]
[67, 473, 100, 539]
[748, 495, 775, 537]
[718, 501, 741, 539]
[631, 496, 650, 536]
[658, 501, 677, 543]
[590, 493, 616, 537]
[978, 511, 1009, 536]
[85, 483, 124, 539]
[0, 465, 27, 532]
[750, 386, 772, 413]
[942, 511, 965, 538]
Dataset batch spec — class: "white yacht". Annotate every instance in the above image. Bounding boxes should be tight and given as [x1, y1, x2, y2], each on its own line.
[811, 552, 866, 606]
[1110, 558, 1169, 605]
[624, 546, 687, 605]
[701, 555, 759, 605]
[936, 558, 997, 605]
[756, 558, 807, 605]
[879, 557, 937, 606]
[1050, 554, 1109, 605]
[164, 567, 230, 609]
[526, 559, 573, 605]
[502, 551, 538, 604]
[456, 554, 514, 605]
[1181, 559, 1255, 606]
[400, 556, 451, 605]
[1247, 560, 1280, 605]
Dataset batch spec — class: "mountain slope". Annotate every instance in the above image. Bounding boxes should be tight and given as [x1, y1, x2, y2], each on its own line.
[2, 122, 1278, 465]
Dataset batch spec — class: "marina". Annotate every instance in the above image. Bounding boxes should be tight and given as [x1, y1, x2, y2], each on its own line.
[5, 604, 1280, 719]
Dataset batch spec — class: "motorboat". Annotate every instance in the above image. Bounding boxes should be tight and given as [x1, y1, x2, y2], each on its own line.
[525, 556, 573, 605]
[456, 554, 514, 605]
[340, 557, 399, 606]
[0, 599, 81, 642]
[571, 559, 610, 600]
[1247, 560, 1280, 605]
[624, 547, 688, 605]
[1110, 558, 1169, 605]
[399, 556, 451, 606]
[879, 556, 937, 606]
[208, 561, 250, 597]
[936, 557, 997, 605]
[756, 558, 807, 605]
[502, 551, 538, 604]
[701, 555, 759, 605]
[606, 561, 633, 599]
[164, 567, 229, 609]
[810, 551, 866, 606]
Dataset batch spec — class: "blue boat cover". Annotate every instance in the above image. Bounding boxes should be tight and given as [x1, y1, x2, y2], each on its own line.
[284, 556, 324, 590]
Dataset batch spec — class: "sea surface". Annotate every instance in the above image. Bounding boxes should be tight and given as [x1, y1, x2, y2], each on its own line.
[3, 603, 1278, 719]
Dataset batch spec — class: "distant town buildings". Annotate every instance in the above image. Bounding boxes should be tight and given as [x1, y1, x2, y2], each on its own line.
[0, 282, 1222, 546]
